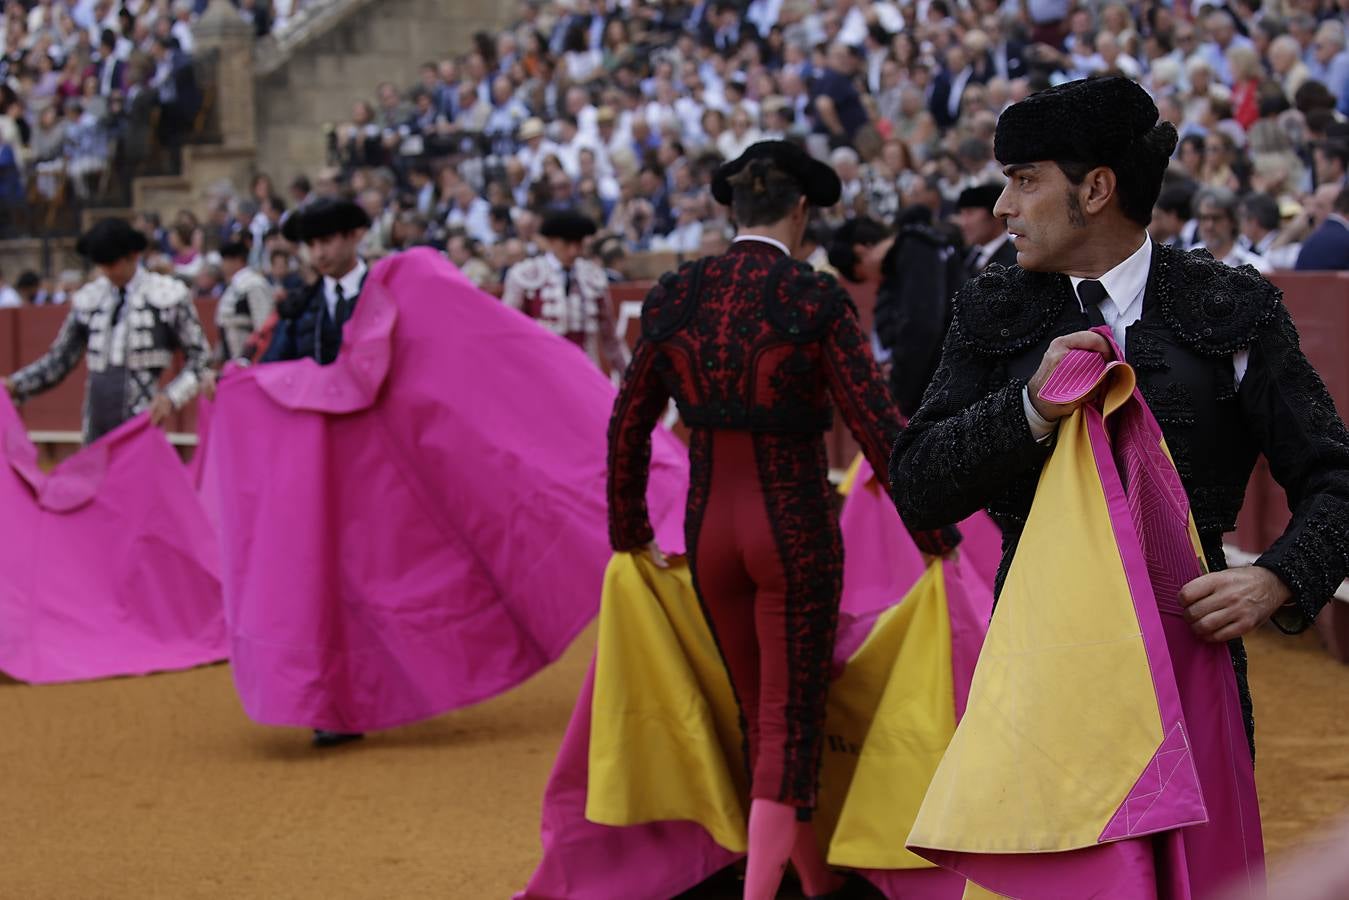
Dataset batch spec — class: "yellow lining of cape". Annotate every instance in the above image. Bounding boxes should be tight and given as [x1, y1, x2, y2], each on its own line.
[909, 368, 1181, 854]
[587, 553, 959, 868]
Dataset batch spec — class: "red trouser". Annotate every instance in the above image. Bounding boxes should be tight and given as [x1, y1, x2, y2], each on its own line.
[686, 429, 843, 813]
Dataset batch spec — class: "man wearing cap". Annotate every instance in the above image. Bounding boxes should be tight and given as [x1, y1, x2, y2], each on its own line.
[501, 210, 627, 375]
[955, 182, 1017, 276]
[263, 197, 372, 366]
[214, 240, 277, 366]
[1, 218, 209, 443]
[608, 140, 957, 899]
[893, 78, 1349, 759]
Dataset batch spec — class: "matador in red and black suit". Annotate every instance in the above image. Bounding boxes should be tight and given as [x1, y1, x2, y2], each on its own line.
[606, 141, 957, 899]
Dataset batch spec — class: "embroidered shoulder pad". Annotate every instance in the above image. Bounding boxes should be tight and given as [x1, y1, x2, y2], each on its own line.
[574, 257, 610, 294]
[505, 256, 550, 292]
[640, 258, 703, 342]
[951, 264, 1071, 357]
[141, 272, 192, 310]
[764, 260, 850, 342]
[71, 280, 108, 312]
[1157, 245, 1280, 357]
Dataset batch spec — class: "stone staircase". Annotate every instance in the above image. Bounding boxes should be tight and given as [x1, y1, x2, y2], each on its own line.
[3, 0, 513, 274]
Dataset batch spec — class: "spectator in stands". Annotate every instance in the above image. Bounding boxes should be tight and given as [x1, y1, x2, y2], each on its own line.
[812, 42, 868, 146]
[1151, 182, 1198, 250]
[446, 231, 494, 288]
[1314, 139, 1349, 189]
[14, 271, 40, 305]
[149, 37, 201, 167]
[1239, 192, 1301, 270]
[0, 268, 21, 307]
[1296, 186, 1349, 271]
[1196, 185, 1271, 274]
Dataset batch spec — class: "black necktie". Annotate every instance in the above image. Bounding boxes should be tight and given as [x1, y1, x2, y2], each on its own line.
[563, 268, 574, 299]
[334, 282, 352, 326]
[1077, 279, 1109, 329]
[111, 286, 128, 325]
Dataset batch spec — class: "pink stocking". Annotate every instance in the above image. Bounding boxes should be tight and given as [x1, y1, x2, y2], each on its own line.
[792, 821, 844, 897]
[745, 799, 797, 899]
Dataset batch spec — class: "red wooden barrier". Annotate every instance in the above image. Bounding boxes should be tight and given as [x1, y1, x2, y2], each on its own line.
[0, 308, 16, 381]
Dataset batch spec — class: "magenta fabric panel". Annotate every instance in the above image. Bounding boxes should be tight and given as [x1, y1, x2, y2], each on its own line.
[204, 249, 689, 733]
[0, 392, 226, 683]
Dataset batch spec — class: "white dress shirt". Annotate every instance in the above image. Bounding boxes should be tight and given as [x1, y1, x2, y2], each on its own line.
[1023, 237, 1250, 440]
[971, 233, 1011, 272]
[732, 234, 791, 256]
[323, 259, 368, 322]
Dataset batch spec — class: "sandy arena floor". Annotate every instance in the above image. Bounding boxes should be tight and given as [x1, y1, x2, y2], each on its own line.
[2, 623, 1347, 899]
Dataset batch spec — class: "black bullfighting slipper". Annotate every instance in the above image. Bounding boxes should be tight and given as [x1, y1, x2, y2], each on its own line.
[312, 729, 365, 748]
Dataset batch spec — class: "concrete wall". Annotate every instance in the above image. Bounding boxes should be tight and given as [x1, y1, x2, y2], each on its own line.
[253, 0, 511, 185]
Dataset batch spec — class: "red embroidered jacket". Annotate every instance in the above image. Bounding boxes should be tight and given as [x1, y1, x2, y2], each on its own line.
[607, 239, 957, 556]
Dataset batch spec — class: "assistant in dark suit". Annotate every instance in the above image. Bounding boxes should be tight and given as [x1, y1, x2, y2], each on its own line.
[264, 198, 372, 369]
[956, 183, 1017, 277]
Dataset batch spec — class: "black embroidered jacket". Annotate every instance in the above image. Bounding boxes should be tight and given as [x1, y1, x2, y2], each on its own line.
[607, 239, 957, 556]
[891, 244, 1349, 633]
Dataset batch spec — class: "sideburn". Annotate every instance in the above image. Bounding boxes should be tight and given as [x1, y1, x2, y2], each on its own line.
[1065, 190, 1087, 229]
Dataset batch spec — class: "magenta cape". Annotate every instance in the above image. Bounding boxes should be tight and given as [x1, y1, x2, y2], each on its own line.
[518, 471, 994, 900]
[202, 249, 688, 733]
[0, 392, 225, 683]
[908, 334, 1264, 899]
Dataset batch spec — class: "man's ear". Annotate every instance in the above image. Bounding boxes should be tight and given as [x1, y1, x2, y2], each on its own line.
[1082, 165, 1118, 216]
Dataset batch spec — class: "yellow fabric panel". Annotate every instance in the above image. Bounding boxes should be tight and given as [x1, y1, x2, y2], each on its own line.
[962, 881, 1010, 899]
[838, 452, 866, 497]
[908, 395, 1165, 854]
[824, 563, 956, 870]
[588, 553, 959, 869]
[586, 555, 749, 851]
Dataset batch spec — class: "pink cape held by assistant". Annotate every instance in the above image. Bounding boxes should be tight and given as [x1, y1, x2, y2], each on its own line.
[906, 330, 1264, 899]
[202, 248, 689, 734]
[0, 392, 226, 683]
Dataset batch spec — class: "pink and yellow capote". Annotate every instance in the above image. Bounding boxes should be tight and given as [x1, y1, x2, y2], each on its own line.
[519, 455, 1000, 899]
[907, 331, 1265, 899]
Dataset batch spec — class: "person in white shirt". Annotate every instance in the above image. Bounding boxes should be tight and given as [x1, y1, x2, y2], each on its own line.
[1238, 192, 1301, 270]
[1196, 185, 1272, 274]
[0, 269, 20, 308]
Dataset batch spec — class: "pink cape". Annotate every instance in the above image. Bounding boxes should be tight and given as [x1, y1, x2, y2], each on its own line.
[0, 392, 226, 683]
[518, 463, 994, 900]
[912, 334, 1264, 899]
[203, 248, 688, 733]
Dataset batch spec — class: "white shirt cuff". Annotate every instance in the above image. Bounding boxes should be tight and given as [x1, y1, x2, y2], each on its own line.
[1023, 385, 1058, 443]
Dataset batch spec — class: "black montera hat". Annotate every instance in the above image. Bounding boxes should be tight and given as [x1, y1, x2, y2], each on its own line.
[280, 197, 372, 244]
[75, 218, 149, 265]
[994, 76, 1174, 171]
[539, 209, 598, 241]
[711, 140, 842, 208]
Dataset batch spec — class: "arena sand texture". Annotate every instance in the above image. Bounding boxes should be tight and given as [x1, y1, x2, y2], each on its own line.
[3, 623, 1347, 899]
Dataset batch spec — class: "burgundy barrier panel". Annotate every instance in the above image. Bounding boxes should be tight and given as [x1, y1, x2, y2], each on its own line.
[0, 308, 16, 381]
[15, 304, 86, 433]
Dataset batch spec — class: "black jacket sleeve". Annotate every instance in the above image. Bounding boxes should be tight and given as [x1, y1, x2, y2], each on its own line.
[889, 317, 1051, 531]
[1242, 303, 1349, 630]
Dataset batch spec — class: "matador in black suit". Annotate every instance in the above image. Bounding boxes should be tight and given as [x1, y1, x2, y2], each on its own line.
[890, 77, 1349, 751]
